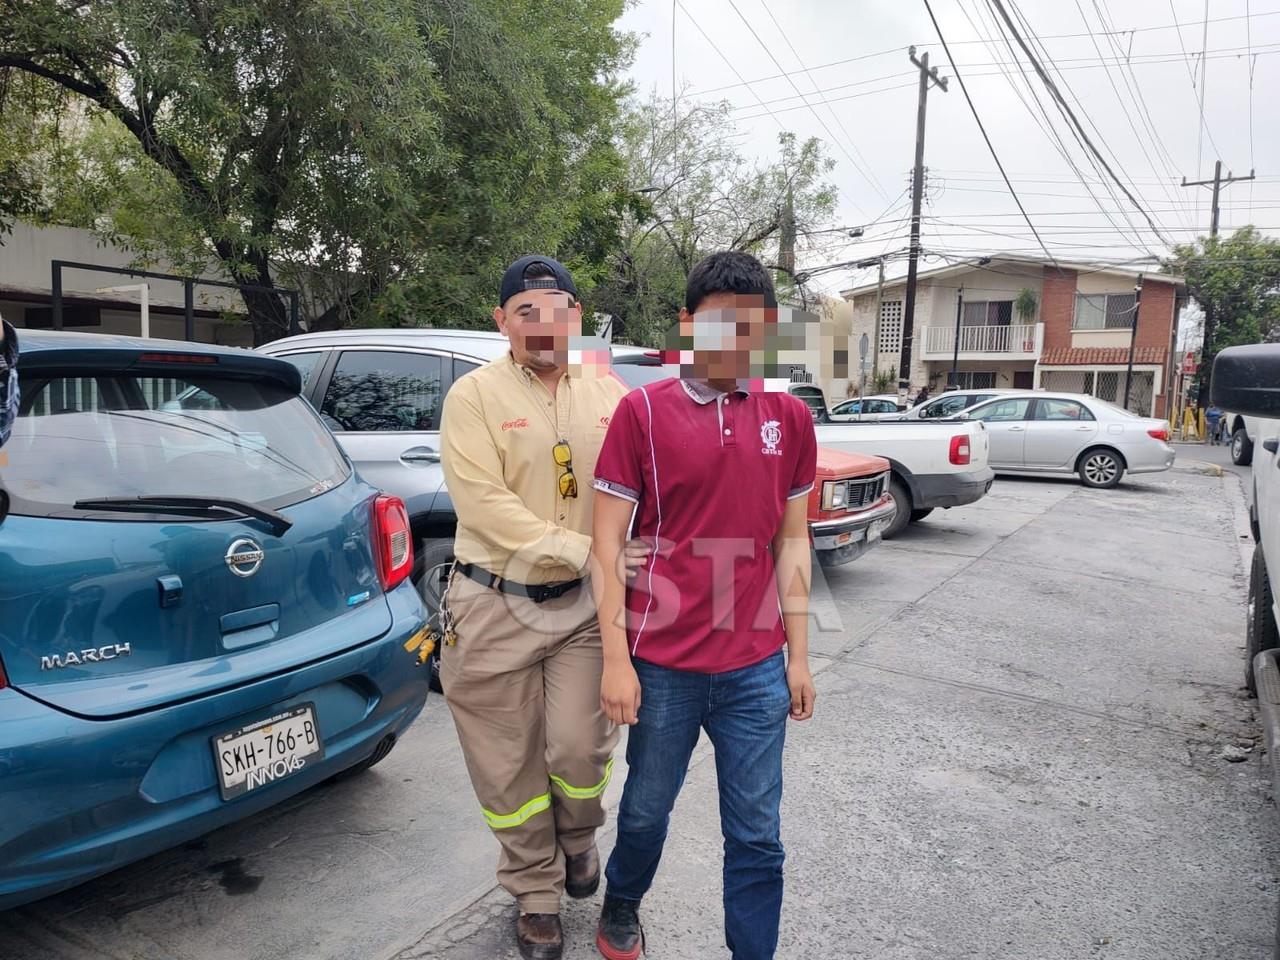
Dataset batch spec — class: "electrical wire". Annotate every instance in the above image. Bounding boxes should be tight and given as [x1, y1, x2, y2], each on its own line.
[754, 0, 890, 201]
[925, 0, 1066, 266]
[694, 8, 1280, 96]
[985, 0, 1174, 246]
[721, 0, 887, 203]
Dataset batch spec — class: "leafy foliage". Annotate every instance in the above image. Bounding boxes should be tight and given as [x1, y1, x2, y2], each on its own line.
[0, 0, 633, 343]
[593, 95, 837, 346]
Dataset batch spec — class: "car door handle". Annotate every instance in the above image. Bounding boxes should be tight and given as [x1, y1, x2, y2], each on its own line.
[1008, 426, 1025, 432]
[1075, 425, 1093, 431]
[401, 447, 441, 463]
[1264, 438, 1279, 454]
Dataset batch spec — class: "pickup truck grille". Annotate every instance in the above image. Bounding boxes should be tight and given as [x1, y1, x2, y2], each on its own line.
[843, 474, 886, 510]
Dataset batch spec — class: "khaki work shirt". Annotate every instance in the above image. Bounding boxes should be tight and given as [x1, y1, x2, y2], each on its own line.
[440, 354, 629, 585]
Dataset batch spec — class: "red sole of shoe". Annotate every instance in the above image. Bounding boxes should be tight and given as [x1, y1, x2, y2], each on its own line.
[595, 931, 642, 960]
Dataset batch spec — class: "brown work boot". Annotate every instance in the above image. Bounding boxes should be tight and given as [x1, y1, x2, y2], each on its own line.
[516, 913, 563, 960]
[565, 845, 601, 899]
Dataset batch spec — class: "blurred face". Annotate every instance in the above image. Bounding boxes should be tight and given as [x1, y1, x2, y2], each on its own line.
[494, 289, 583, 372]
[677, 292, 771, 382]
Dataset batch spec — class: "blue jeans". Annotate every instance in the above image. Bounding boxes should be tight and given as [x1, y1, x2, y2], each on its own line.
[605, 651, 791, 960]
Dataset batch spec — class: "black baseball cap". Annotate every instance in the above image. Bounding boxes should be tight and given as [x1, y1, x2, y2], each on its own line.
[500, 255, 579, 307]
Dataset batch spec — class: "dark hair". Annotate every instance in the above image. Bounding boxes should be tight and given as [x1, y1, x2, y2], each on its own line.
[685, 251, 778, 313]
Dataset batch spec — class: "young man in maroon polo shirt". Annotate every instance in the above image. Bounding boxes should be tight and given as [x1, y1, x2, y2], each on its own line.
[590, 251, 817, 960]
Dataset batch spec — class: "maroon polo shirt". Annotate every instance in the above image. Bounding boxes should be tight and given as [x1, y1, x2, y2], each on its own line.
[592, 378, 817, 674]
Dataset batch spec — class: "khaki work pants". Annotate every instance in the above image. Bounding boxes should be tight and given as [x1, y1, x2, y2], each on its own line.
[441, 572, 618, 914]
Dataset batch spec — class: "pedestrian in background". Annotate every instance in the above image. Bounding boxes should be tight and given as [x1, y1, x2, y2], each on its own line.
[1206, 402, 1224, 446]
[913, 385, 930, 407]
[592, 251, 818, 960]
[439, 255, 645, 960]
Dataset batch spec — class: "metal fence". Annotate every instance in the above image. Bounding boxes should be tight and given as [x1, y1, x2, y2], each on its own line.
[925, 323, 1037, 355]
[1039, 369, 1154, 416]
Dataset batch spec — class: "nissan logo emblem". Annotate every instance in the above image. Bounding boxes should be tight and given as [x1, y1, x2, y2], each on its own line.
[225, 538, 265, 578]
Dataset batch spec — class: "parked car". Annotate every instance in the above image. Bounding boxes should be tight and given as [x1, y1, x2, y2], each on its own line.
[261, 330, 897, 686]
[828, 394, 906, 421]
[959, 392, 1175, 488]
[890, 388, 1025, 421]
[0, 332, 430, 911]
[775, 384, 995, 538]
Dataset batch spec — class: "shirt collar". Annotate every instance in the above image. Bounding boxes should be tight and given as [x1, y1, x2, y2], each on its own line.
[509, 352, 569, 385]
[679, 379, 750, 405]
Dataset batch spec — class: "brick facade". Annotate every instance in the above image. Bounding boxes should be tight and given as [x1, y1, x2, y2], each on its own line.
[1040, 267, 1078, 349]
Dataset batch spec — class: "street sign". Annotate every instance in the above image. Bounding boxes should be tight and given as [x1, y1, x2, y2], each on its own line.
[1182, 354, 1198, 375]
[859, 333, 869, 361]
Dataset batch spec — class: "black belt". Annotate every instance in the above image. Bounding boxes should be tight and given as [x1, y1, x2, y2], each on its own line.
[455, 562, 582, 604]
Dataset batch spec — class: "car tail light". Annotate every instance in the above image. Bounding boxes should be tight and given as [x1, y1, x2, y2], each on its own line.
[1148, 428, 1170, 442]
[949, 434, 971, 466]
[374, 495, 414, 591]
[0, 654, 7, 691]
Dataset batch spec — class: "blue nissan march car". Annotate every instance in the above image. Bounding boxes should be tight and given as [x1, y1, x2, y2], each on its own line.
[0, 332, 430, 910]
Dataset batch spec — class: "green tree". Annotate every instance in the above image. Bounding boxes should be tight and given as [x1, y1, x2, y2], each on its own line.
[592, 95, 836, 346]
[1166, 226, 1280, 401]
[0, 0, 632, 343]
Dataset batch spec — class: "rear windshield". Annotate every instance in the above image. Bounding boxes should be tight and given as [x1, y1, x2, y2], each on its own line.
[1, 371, 351, 517]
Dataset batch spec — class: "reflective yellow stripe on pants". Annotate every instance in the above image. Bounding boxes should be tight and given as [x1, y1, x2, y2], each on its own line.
[483, 793, 553, 830]
[549, 757, 614, 800]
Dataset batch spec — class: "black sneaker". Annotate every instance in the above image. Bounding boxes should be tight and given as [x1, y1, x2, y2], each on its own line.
[596, 894, 644, 960]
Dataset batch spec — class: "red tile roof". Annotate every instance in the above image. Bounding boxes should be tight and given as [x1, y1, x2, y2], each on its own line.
[1039, 346, 1168, 366]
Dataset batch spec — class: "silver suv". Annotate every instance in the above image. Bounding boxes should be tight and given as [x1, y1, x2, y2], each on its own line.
[260, 328, 514, 687]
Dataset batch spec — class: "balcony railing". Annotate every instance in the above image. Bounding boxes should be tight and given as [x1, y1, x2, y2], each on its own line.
[923, 323, 1039, 357]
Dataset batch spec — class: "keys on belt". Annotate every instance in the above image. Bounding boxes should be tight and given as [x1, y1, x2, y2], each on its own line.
[455, 562, 582, 604]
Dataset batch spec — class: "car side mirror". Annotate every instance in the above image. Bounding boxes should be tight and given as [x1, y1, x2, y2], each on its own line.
[1213, 345, 1280, 417]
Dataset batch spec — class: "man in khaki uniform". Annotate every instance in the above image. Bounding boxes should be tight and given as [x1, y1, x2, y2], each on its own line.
[440, 255, 630, 960]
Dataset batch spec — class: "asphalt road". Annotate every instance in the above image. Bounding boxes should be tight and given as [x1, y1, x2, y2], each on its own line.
[3, 465, 1276, 960]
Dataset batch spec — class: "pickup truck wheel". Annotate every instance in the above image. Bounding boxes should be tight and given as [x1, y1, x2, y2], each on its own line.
[1246, 546, 1280, 696]
[1078, 448, 1125, 489]
[412, 538, 456, 694]
[884, 477, 912, 538]
[1232, 428, 1255, 466]
[909, 508, 934, 523]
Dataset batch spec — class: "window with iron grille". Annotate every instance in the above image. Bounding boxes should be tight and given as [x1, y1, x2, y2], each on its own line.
[879, 300, 903, 354]
[960, 301, 1013, 326]
[1073, 292, 1137, 330]
[954, 371, 997, 389]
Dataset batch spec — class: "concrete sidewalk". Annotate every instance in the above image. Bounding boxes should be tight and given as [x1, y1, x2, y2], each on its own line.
[402, 472, 1279, 960]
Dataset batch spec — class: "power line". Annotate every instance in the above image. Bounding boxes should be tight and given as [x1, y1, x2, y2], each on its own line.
[1168, 0, 1224, 175]
[1076, 0, 1195, 232]
[921, 0, 1058, 266]
[671, 0, 873, 219]
[721, 0, 888, 202]
[725, 43, 1280, 113]
[754, 0, 890, 200]
[1195, 0, 1210, 194]
[694, 8, 1280, 95]
[961, 0, 1155, 254]
[985, 0, 1174, 246]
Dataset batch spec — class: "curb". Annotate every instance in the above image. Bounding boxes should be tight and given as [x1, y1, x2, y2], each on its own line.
[1174, 458, 1225, 477]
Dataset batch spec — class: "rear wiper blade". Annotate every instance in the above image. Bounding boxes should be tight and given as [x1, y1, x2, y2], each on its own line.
[72, 495, 293, 535]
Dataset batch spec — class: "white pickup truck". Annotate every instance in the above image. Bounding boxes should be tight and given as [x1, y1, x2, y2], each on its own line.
[790, 385, 995, 537]
[1213, 346, 1280, 955]
[1213, 346, 1280, 693]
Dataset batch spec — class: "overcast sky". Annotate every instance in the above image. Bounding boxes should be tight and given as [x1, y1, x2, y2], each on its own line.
[617, 0, 1277, 295]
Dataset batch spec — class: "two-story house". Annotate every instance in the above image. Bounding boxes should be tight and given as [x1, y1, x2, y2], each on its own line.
[840, 256, 1187, 418]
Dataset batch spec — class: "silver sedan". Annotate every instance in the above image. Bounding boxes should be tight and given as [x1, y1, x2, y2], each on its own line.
[961, 392, 1176, 488]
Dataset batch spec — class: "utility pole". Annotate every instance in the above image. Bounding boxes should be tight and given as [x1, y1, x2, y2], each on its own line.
[899, 46, 948, 402]
[1122, 274, 1144, 411]
[1180, 160, 1256, 404]
[950, 285, 964, 390]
